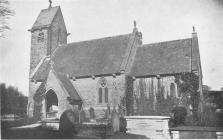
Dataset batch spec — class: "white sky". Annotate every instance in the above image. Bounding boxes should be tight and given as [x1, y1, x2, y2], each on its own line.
[0, 0, 223, 96]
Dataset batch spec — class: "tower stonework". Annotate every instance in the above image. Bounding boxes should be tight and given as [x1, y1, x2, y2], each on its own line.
[28, 6, 67, 117]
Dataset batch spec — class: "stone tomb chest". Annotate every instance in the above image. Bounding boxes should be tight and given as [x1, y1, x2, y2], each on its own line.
[125, 116, 170, 139]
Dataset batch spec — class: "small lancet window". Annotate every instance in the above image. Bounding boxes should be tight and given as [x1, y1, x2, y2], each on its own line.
[105, 87, 108, 103]
[99, 88, 103, 103]
[170, 83, 176, 98]
[38, 32, 44, 42]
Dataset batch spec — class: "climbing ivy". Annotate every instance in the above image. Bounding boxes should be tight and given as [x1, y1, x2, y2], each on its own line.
[33, 80, 47, 120]
[174, 72, 200, 122]
[125, 76, 134, 116]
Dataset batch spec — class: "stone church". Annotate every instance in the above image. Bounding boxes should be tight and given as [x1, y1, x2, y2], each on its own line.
[28, 5, 203, 120]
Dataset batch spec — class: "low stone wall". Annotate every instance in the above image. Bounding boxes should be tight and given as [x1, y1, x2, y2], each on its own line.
[170, 126, 223, 139]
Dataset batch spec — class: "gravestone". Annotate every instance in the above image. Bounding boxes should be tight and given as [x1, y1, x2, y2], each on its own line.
[59, 109, 79, 138]
[111, 109, 120, 133]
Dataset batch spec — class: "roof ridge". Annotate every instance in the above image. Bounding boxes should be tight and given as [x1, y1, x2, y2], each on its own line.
[66, 33, 131, 47]
[142, 37, 192, 47]
[41, 6, 60, 11]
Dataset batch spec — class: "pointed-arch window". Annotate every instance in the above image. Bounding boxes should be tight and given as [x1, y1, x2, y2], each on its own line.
[57, 28, 61, 45]
[170, 83, 176, 98]
[99, 88, 103, 103]
[98, 77, 109, 103]
[105, 87, 108, 103]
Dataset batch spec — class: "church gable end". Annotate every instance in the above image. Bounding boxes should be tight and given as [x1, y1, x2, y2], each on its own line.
[44, 69, 76, 118]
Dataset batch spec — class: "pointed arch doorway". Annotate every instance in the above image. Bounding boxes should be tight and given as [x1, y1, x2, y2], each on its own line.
[45, 89, 58, 119]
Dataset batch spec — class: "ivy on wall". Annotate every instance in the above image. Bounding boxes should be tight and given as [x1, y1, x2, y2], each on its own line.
[131, 72, 200, 117]
[125, 76, 134, 116]
[33, 80, 46, 119]
[156, 85, 179, 115]
[174, 72, 200, 122]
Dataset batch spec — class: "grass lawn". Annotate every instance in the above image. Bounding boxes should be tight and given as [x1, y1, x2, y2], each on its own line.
[1, 124, 147, 139]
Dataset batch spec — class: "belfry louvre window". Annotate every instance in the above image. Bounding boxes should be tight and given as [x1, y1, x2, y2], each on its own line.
[38, 32, 44, 42]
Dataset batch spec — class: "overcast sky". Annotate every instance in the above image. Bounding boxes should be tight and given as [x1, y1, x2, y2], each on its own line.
[0, 0, 223, 96]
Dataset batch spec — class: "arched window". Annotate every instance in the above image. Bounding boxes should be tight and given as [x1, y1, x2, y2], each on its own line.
[170, 83, 176, 98]
[105, 87, 108, 103]
[57, 28, 61, 45]
[98, 77, 109, 103]
[99, 88, 103, 103]
[37, 32, 44, 43]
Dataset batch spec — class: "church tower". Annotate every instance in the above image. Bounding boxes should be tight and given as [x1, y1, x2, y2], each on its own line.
[29, 5, 67, 74]
[28, 3, 68, 117]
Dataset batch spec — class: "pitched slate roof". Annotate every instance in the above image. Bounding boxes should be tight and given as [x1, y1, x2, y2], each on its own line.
[30, 6, 60, 31]
[52, 34, 132, 77]
[130, 38, 193, 77]
[32, 57, 50, 81]
[55, 72, 81, 101]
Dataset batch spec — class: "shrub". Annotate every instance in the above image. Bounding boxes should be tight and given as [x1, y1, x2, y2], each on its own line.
[170, 106, 187, 127]
[119, 117, 127, 133]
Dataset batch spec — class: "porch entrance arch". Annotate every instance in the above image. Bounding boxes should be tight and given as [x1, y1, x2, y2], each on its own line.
[45, 89, 58, 118]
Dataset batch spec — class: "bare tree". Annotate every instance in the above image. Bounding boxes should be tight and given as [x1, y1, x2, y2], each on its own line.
[0, 0, 14, 38]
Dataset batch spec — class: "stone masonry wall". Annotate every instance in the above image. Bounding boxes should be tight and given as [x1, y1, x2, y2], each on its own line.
[30, 29, 48, 74]
[27, 82, 41, 117]
[70, 75, 126, 119]
[28, 29, 48, 117]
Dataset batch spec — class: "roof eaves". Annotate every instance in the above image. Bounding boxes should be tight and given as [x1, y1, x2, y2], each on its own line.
[56, 71, 122, 80]
[29, 25, 51, 32]
[132, 72, 190, 78]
